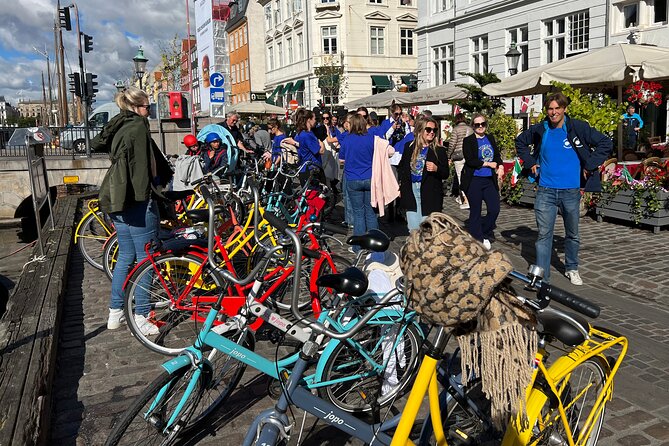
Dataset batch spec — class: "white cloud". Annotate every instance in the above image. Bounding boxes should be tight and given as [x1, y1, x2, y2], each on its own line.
[0, 0, 193, 110]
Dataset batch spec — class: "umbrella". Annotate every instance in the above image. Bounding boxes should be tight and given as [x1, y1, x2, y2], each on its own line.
[642, 55, 669, 80]
[227, 101, 286, 114]
[401, 83, 467, 105]
[343, 90, 412, 109]
[482, 43, 669, 97]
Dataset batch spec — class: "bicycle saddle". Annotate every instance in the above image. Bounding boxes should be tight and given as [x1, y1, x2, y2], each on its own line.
[316, 267, 369, 297]
[347, 229, 390, 252]
[185, 206, 227, 223]
[163, 189, 194, 201]
[536, 309, 589, 347]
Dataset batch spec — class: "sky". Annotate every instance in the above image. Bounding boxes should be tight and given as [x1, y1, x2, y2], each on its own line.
[0, 0, 195, 107]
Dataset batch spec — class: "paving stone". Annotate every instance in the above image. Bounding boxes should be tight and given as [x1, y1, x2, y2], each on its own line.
[645, 422, 669, 441]
[618, 434, 652, 445]
[608, 410, 657, 430]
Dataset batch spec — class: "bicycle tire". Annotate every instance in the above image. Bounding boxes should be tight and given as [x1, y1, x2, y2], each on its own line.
[77, 210, 113, 270]
[103, 232, 119, 281]
[531, 357, 607, 446]
[318, 323, 422, 413]
[124, 252, 225, 356]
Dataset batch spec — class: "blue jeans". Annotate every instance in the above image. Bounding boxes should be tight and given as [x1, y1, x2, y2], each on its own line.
[109, 199, 159, 315]
[342, 176, 354, 225]
[534, 187, 581, 283]
[465, 176, 500, 241]
[406, 182, 424, 231]
[347, 178, 378, 251]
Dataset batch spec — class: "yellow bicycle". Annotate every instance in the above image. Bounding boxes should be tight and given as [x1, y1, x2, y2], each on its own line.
[74, 198, 114, 270]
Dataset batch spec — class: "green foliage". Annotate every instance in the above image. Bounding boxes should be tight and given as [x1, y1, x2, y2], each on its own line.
[159, 34, 182, 91]
[500, 171, 526, 205]
[315, 55, 345, 108]
[539, 81, 626, 136]
[487, 112, 518, 159]
[596, 180, 665, 224]
[6, 116, 37, 127]
[451, 72, 504, 115]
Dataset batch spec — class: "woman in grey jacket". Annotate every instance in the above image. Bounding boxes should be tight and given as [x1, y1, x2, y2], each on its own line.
[448, 113, 473, 209]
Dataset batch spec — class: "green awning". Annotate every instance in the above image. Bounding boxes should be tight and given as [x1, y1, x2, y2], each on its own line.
[371, 75, 392, 92]
[281, 82, 294, 95]
[267, 84, 283, 100]
[290, 79, 305, 93]
[318, 75, 339, 88]
[401, 75, 418, 91]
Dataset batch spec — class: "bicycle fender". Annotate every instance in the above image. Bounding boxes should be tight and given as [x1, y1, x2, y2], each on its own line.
[161, 355, 192, 374]
[74, 210, 96, 243]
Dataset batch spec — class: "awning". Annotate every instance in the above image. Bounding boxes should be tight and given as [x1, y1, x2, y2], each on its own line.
[281, 82, 294, 95]
[319, 75, 340, 88]
[266, 84, 283, 102]
[401, 75, 418, 91]
[371, 75, 392, 92]
[291, 79, 305, 93]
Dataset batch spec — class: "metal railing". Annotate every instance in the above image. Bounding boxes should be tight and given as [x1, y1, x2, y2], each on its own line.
[0, 126, 107, 157]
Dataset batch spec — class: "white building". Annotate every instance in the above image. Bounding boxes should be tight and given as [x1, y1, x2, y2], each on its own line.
[258, 0, 419, 109]
[0, 97, 19, 126]
[415, 0, 669, 118]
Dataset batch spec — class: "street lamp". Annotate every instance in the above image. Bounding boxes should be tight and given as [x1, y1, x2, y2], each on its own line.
[114, 80, 125, 92]
[133, 47, 148, 90]
[505, 43, 522, 118]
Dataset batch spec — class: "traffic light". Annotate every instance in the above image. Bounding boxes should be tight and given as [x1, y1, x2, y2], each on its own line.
[85, 73, 98, 102]
[83, 34, 93, 53]
[58, 7, 72, 31]
[68, 72, 82, 97]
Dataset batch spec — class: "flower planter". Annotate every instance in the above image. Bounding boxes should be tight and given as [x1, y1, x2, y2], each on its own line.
[595, 189, 669, 233]
[518, 182, 537, 206]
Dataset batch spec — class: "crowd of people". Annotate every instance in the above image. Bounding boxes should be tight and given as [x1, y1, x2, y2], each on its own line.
[100, 86, 614, 331]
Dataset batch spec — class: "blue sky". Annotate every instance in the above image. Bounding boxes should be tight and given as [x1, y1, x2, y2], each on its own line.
[0, 0, 193, 107]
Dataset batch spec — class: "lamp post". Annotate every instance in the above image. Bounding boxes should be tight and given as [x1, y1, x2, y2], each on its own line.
[114, 80, 125, 93]
[505, 43, 522, 119]
[133, 47, 148, 90]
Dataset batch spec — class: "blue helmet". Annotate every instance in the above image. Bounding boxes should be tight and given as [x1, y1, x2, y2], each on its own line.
[205, 133, 222, 144]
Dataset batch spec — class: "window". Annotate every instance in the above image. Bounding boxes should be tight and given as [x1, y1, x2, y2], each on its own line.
[321, 0, 336, 3]
[265, 5, 272, 30]
[277, 42, 283, 67]
[294, 0, 303, 12]
[369, 0, 383, 3]
[507, 26, 529, 73]
[400, 28, 414, 56]
[287, 37, 294, 63]
[433, 44, 454, 86]
[436, 0, 453, 12]
[274, 0, 281, 24]
[236, 64, 241, 83]
[654, 0, 668, 23]
[268, 46, 274, 70]
[623, 3, 638, 28]
[322, 26, 337, 54]
[471, 35, 488, 74]
[243, 27, 247, 45]
[231, 64, 236, 84]
[544, 11, 589, 63]
[370, 26, 385, 55]
[297, 33, 304, 59]
[245, 60, 249, 80]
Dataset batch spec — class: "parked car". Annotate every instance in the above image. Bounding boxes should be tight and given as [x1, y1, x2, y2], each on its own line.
[59, 102, 120, 152]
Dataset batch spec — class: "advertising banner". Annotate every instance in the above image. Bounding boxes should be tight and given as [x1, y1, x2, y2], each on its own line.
[194, 0, 214, 115]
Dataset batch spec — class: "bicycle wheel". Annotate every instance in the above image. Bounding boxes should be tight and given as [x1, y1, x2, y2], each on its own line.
[532, 357, 607, 446]
[77, 210, 113, 270]
[319, 323, 422, 413]
[124, 252, 225, 356]
[103, 232, 119, 281]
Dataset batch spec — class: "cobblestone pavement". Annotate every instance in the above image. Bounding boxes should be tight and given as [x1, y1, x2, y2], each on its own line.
[49, 200, 669, 445]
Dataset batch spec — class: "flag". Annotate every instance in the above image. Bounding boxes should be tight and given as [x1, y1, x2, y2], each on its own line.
[621, 165, 634, 184]
[410, 105, 420, 117]
[520, 96, 531, 113]
[453, 104, 461, 115]
[511, 158, 522, 186]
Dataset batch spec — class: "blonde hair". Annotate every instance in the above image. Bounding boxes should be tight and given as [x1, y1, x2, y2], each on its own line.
[411, 117, 440, 167]
[115, 86, 149, 112]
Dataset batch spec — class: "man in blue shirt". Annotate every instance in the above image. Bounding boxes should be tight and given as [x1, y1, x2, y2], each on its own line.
[516, 92, 612, 285]
[621, 104, 644, 150]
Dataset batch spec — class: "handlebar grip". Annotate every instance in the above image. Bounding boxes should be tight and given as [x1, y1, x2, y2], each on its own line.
[302, 248, 320, 260]
[263, 212, 289, 233]
[320, 222, 348, 236]
[200, 185, 212, 201]
[540, 283, 600, 318]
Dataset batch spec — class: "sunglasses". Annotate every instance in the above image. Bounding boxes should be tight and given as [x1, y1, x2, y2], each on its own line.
[138, 104, 150, 109]
[473, 122, 487, 128]
[323, 116, 330, 120]
[393, 112, 401, 117]
[424, 127, 436, 133]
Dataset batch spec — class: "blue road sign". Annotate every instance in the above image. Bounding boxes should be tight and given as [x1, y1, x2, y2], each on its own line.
[209, 72, 225, 88]
[210, 87, 226, 103]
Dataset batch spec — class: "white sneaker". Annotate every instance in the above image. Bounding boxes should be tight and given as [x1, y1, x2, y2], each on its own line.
[565, 270, 583, 286]
[134, 314, 160, 335]
[107, 309, 125, 330]
[455, 196, 463, 205]
[482, 239, 492, 250]
[459, 203, 470, 210]
[348, 246, 356, 255]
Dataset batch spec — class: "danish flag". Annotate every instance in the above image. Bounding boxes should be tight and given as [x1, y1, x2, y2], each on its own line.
[453, 104, 461, 115]
[520, 96, 532, 114]
[411, 105, 420, 117]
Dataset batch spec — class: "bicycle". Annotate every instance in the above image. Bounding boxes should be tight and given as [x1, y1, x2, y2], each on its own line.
[74, 198, 114, 270]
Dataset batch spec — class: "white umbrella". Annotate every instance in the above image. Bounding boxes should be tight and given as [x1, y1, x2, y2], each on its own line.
[642, 55, 669, 80]
[401, 83, 467, 105]
[228, 101, 286, 114]
[483, 43, 669, 97]
[343, 90, 412, 109]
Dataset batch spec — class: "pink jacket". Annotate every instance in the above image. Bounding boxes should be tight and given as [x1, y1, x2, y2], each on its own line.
[371, 136, 400, 217]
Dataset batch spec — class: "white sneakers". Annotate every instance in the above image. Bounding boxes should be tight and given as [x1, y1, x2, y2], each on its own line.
[134, 314, 160, 335]
[565, 270, 584, 286]
[459, 203, 470, 210]
[107, 309, 125, 330]
[482, 239, 492, 250]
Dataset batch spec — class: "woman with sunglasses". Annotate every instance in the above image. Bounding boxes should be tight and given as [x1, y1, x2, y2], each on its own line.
[398, 117, 449, 231]
[461, 113, 504, 250]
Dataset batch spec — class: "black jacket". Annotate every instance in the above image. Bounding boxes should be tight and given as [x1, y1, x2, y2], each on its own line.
[461, 133, 503, 193]
[398, 141, 449, 215]
[515, 115, 612, 192]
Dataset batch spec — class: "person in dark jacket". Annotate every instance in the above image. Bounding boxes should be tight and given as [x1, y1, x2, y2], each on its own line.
[200, 132, 228, 174]
[516, 91, 612, 285]
[461, 113, 504, 250]
[98, 87, 173, 335]
[398, 116, 449, 231]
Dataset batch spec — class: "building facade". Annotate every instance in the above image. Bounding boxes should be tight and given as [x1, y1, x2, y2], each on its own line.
[0, 97, 19, 126]
[180, 37, 201, 112]
[258, 0, 419, 109]
[415, 0, 669, 116]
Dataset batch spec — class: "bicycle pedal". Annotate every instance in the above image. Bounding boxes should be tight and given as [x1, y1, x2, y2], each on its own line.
[448, 427, 475, 445]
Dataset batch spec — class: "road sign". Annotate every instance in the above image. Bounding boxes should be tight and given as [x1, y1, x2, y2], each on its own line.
[289, 99, 299, 111]
[210, 88, 226, 103]
[250, 92, 267, 102]
[209, 72, 225, 88]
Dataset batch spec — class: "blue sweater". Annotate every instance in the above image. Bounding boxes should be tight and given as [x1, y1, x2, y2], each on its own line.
[339, 133, 375, 181]
[295, 130, 322, 172]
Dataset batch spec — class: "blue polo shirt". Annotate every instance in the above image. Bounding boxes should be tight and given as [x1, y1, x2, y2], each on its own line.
[294, 130, 322, 172]
[271, 134, 286, 161]
[538, 122, 581, 189]
[339, 132, 374, 180]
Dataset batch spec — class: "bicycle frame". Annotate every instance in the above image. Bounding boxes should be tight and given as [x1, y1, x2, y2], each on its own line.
[73, 199, 113, 244]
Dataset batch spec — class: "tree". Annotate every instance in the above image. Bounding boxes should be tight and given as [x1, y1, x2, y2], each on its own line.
[315, 54, 345, 111]
[450, 71, 503, 115]
[159, 34, 183, 92]
[487, 111, 518, 159]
